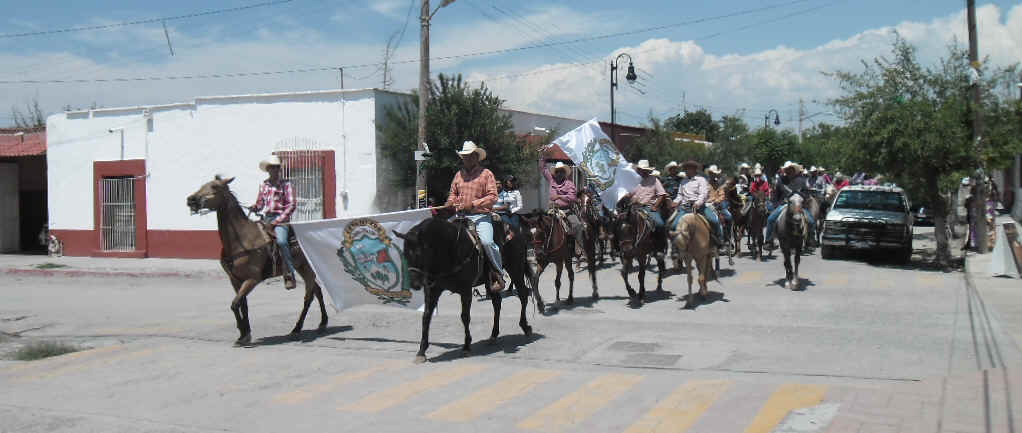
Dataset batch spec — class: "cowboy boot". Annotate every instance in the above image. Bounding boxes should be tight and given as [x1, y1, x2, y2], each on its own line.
[283, 272, 297, 290]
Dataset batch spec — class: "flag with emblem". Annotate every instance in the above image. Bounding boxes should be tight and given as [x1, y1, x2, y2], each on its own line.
[291, 208, 433, 311]
[547, 118, 641, 208]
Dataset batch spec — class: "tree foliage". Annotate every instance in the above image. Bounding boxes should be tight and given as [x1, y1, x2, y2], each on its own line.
[378, 74, 535, 206]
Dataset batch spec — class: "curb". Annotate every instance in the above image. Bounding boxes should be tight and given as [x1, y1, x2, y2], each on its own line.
[3, 268, 221, 279]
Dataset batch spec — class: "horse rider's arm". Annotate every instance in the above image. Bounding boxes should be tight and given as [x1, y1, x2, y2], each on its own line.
[471, 170, 499, 210]
[563, 180, 577, 205]
[540, 161, 553, 183]
[694, 178, 708, 209]
[446, 172, 462, 209]
[252, 182, 266, 211]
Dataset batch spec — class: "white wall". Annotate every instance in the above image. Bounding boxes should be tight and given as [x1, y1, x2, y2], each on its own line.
[47, 89, 385, 232]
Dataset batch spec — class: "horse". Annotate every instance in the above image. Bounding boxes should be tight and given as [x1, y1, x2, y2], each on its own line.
[729, 189, 749, 259]
[394, 214, 536, 363]
[746, 191, 768, 261]
[520, 209, 582, 307]
[777, 194, 808, 290]
[804, 194, 822, 250]
[669, 207, 715, 308]
[186, 176, 327, 346]
[578, 190, 604, 297]
[613, 200, 666, 303]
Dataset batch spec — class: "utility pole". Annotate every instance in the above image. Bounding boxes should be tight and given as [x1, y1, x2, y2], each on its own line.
[416, 0, 430, 209]
[967, 0, 988, 253]
[798, 98, 805, 144]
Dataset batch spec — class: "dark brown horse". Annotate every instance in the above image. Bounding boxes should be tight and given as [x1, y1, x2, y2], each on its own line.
[578, 190, 603, 297]
[521, 210, 581, 307]
[746, 191, 768, 261]
[395, 214, 536, 363]
[186, 176, 327, 346]
[778, 195, 808, 290]
[614, 200, 666, 303]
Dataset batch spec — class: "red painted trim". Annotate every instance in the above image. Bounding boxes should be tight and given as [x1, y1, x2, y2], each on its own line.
[90, 250, 146, 258]
[93, 160, 147, 256]
[49, 229, 94, 256]
[147, 230, 221, 258]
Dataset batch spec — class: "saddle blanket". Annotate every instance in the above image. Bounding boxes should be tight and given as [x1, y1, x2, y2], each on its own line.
[291, 209, 434, 311]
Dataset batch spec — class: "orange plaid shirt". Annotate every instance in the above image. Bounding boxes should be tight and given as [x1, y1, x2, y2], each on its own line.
[446, 166, 498, 213]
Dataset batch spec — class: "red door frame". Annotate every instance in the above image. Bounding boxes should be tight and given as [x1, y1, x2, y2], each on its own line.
[273, 150, 336, 219]
[93, 160, 147, 258]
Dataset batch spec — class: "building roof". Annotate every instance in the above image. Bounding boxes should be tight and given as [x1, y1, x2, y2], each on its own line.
[0, 128, 45, 157]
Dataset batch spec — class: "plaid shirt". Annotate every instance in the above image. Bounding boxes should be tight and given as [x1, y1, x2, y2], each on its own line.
[253, 179, 296, 224]
[446, 166, 498, 213]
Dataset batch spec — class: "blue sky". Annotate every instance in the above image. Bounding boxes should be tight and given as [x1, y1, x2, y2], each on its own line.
[1, 0, 1020, 128]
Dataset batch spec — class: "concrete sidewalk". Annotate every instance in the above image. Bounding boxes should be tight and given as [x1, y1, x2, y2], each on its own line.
[0, 254, 223, 279]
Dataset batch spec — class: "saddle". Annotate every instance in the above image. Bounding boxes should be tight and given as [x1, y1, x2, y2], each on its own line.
[451, 216, 500, 293]
[254, 222, 299, 280]
[546, 208, 574, 238]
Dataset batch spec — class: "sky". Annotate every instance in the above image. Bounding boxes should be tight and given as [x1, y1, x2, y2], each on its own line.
[1, 0, 1020, 131]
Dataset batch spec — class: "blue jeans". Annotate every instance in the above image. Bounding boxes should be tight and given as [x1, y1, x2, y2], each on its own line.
[639, 206, 665, 229]
[765, 204, 815, 241]
[499, 213, 520, 232]
[468, 214, 503, 274]
[264, 213, 296, 274]
[670, 206, 722, 240]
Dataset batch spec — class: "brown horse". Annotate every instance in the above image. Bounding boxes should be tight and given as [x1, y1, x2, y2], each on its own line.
[614, 201, 666, 303]
[186, 176, 327, 346]
[521, 210, 580, 307]
[670, 209, 715, 308]
[746, 191, 768, 261]
[577, 190, 603, 298]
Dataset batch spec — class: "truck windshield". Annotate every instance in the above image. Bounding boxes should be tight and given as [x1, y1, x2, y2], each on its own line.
[833, 190, 906, 212]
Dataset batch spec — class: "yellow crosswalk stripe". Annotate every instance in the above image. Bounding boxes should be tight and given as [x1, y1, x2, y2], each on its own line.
[18, 346, 166, 382]
[743, 383, 828, 433]
[274, 360, 407, 405]
[340, 363, 489, 413]
[426, 369, 561, 422]
[2, 344, 123, 375]
[821, 274, 850, 287]
[518, 373, 643, 433]
[737, 271, 763, 284]
[623, 379, 732, 433]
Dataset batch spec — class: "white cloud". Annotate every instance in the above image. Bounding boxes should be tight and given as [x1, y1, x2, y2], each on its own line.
[369, 0, 410, 19]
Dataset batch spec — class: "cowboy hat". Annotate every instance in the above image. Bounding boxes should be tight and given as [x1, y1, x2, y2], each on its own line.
[818, 166, 827, 172]
[705, 164, 722, 175]
[753, 167, 763, 176]
[738, 162, 751, 170]
[809, 166, 818, 172]
[781, 161, 803, 172]
[754, 162, 763, 170]
[456, 140, 487, 161]
[651, 170, 662, 177]
[634, 159, 655, 171]
[550, 161, 571, 174]
[678, 172, 688, 179]
[680, 160, 702, 171]
[259, 155, 282, 172]
[664, 161, 679, 171]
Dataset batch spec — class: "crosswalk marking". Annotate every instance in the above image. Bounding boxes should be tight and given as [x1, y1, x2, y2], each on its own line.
[340, 363, 489, 413]
[274, 360, 407, 405]
[623, 379, 732, 433]
[820, 274, 850, 288]
[2, 344, 123, 375]
[737, 271, 763, 284]
[18, 346, 165, 382]
[425, 369, 561, 422]
[518, 373, 643, 433]
[742, 383, 828, 433]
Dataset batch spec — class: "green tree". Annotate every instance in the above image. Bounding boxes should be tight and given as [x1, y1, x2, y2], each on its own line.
[749, 127, 799, 176]
[377, 74, 534, 207]
[630, 112, 707, 169]
[829, 36, 1021, 265]
[707, 115, 752, 173]
[665, 109, 720, 142]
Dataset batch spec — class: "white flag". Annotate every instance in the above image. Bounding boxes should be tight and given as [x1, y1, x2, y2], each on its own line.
[549, 118, 641, 207]
[291, 209, 434, 311]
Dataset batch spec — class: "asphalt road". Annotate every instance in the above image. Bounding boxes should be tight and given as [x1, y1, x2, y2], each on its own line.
[0, 227, 1014, 433]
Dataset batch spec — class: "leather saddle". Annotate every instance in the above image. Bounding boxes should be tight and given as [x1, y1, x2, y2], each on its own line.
[450, 215, 506, 293]
[256, 222, 299, 279]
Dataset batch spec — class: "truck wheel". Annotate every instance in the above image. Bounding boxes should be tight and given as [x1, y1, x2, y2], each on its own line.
[821, 245, 836, 260]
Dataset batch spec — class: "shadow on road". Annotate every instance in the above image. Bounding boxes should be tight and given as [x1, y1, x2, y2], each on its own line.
[428, 332, 546, 363]
[253, 325, 353, 346]
[770, 278, 815, 291]
[678, 290, 728, 309]
[328, 335, 462, 350]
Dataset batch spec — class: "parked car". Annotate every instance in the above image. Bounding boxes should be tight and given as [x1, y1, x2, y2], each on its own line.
[821, 185, 913, 263]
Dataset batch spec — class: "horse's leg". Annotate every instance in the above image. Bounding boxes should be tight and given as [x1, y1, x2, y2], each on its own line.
[699, 255, 710, 297]
[314, 284, 328, 332]
[782, 247, 793, 289]
[290, 289, 314, 338]
[638, 254, 648, 302]
[655, 253, 665, 292]
[565, 255, 576, 305]
[586, 236, 599, 300]
[415, 289, 441, 363]
[621, 256, 636, 298]
[526, 262, 545, 313]
[489, 288, 501, 343]
[460, 290, 473, 354]
[685, 256, 694, 308]
[552, 261, 562, 306]
[794, 245, 802, 290]
[230, 279, 258, 346]
[518, 287, 532, 336]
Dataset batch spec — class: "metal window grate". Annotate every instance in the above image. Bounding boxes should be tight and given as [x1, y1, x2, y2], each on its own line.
[275, 138, 325, 222]
[100, 177, 135, 251]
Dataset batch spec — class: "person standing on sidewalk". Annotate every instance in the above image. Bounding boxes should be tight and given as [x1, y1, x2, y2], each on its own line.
[250, 155, 297, 290]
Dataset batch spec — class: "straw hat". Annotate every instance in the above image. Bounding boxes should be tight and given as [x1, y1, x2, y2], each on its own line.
[634, 159, 655, 172]
[809, 166, 819, 172]
[456, 140, 487, 160]
[259, 155, 282, 172]
[753, 167, 763, 176]
[754, 162, 763, 171]
[705, 164, 722, 176]
[664, 161, 679, 172]
[549, 161, 571, 174]
[738, 162, 751, 170]
[818, 166, 827, 172]
[781, 160, 803, 172]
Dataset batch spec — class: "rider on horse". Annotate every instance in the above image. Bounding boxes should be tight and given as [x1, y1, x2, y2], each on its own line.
[661, 161, 683, 201]
[446, 141, 505, 292]
[622, 160, 669, 244]
[765, 161, 816, 249]
[670, 160, 723, 248]
[705, 165, 733, 229]
[249, 155, 297, 290]
[541, 161, 585, 256]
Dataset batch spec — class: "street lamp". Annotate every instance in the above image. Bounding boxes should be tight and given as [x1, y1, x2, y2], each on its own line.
[415, 0, 456, 208]
[764, 109, 780, 128]
[610, 53, 638, 144]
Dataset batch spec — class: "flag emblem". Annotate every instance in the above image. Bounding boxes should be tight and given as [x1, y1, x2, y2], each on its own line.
[581, 137, 622, 190]
[336, 218, 412, 302]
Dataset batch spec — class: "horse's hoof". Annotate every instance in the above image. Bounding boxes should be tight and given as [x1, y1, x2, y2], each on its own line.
[288, 331, 301, 341]
[537, 303, 546, 314]
[592, 291, 599, 301]
[234, 334, 251, 347]
[461, 348, 471, 356]
[413, 355, 427, 364]
[565, 297, 574, 305]
[317, 325, 327, 334]
[522, 325, 533, 336]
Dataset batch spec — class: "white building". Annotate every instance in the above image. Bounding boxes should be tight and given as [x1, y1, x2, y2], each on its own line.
[46, 88, 588, 259]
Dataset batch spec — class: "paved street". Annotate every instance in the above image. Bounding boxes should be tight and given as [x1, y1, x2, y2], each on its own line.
[1, 226, 1020, 433]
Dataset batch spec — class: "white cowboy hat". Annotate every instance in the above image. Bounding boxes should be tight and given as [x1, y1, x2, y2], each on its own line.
[456, 140, 487, 160]
[634, 159, 655, 171]
[818, 166, 827, 172]
[706, 164, 722, 175]
[549, 161, 571, 174]
[259, 155, 282, 172]
[781, 161, 803, 172]
[753, 167, 763, 176]
[754, 162, 763, 170]
[738, 162, 751, 170]
[664, 161, 679, 171]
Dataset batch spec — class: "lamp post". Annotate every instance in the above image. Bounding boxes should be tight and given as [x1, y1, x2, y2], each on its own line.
[610, 53, 638, 144]
[764, 109, 780, 128]
[415, 0, 456, 208]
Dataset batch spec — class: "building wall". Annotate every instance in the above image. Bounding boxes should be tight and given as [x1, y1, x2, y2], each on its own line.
[46, 89, 388, 258]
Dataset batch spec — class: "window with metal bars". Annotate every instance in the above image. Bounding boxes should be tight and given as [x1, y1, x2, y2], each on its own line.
[100, 176, 135, 251]
[275, 150, 324, 222]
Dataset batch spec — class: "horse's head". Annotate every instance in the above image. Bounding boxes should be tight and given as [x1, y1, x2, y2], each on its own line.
[393, 220, 432, 290]
[187, 175, 235, 215]
[614, 206, 640, 254]
[520, 211, 550, 252]
[787, 194, 805, 236]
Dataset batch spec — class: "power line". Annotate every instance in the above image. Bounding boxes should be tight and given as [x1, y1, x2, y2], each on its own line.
[0, 0, 829, 85]
[0, 0, 298, 39]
